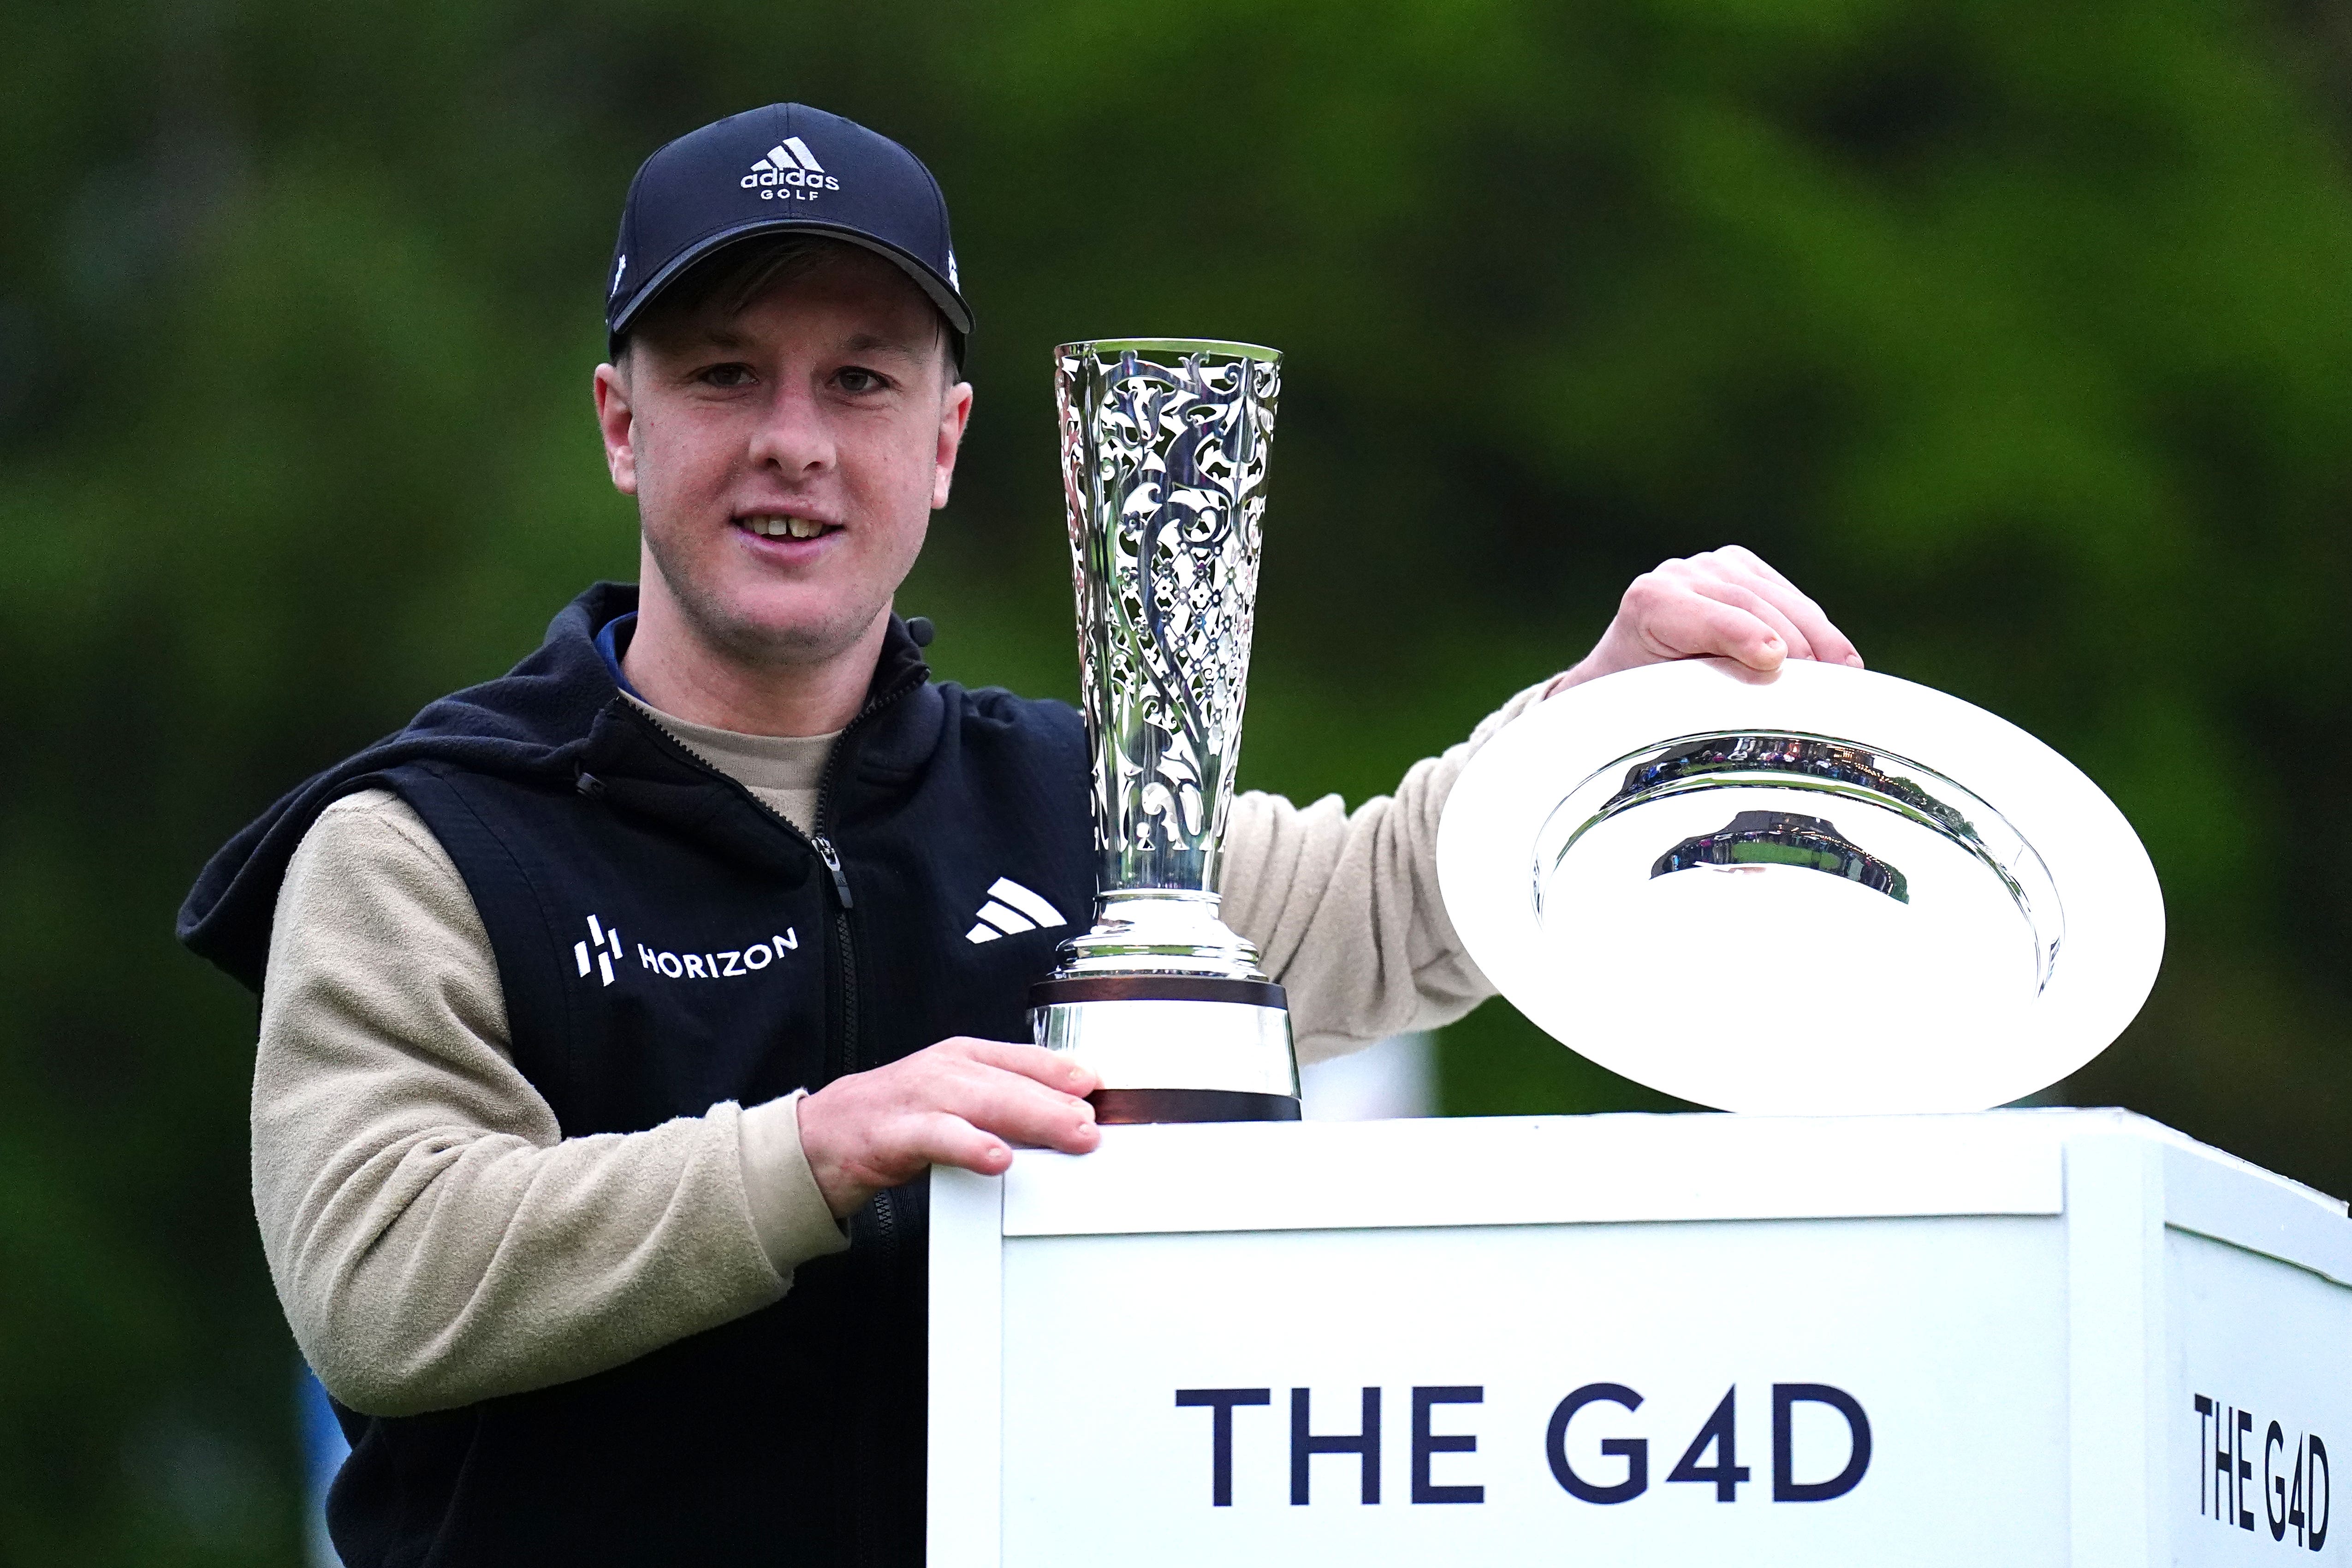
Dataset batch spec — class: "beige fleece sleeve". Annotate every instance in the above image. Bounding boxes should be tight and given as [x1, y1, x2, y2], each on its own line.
[255, 790, 846, 1419]
[1220, 678, 1558, 1064]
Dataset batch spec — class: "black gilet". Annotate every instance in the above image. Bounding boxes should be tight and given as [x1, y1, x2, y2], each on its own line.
[178, 583, 1094, 1567]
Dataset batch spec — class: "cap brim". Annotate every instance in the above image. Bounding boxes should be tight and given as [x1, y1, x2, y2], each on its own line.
[608, 218, 972, 343]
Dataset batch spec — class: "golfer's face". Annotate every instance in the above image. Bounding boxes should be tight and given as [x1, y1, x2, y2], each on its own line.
[617, 252, 966, 664]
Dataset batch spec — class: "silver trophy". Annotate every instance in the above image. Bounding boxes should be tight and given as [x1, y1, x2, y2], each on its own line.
[1028, 339, 1301, 1123]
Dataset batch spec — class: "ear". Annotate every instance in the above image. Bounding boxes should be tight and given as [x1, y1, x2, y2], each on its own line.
[593, 361, 637, 495]
[932, 380, 974, 510]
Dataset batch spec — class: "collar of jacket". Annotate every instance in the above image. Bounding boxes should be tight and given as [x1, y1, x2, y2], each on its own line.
[178, 581, 939, 992]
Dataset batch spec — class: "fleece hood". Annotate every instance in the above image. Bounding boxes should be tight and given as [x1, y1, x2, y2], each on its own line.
[175, 582, 936, 993]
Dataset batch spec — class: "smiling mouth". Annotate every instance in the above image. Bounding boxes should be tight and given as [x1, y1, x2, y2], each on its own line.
[739, 514, 837, 541]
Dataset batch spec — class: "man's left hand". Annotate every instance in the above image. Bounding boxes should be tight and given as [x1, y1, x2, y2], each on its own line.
[1552, 545, 1861, 695]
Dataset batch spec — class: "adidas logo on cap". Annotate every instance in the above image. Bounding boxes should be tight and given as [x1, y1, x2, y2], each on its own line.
[742, 137, 841, 202]
[606, 103, 972, 343]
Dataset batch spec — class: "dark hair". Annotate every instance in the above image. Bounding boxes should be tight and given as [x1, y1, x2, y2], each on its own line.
[612, 234, 962, 380]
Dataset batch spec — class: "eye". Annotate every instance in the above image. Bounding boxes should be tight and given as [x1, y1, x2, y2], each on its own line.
[697, 362, 757, 388]
[834, 365, 889, 394]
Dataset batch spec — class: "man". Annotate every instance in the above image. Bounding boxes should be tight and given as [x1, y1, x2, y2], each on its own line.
[179, 104, 1859, 1565]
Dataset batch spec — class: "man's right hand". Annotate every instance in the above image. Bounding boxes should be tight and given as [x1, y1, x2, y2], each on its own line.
[794, 1038, 1102, 1218]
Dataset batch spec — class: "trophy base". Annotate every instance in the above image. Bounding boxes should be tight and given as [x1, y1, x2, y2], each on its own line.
[1045, 889, 1271, 981]
[1090, 1088, 1301, 1125]
[1029, 974, 1301, 1123]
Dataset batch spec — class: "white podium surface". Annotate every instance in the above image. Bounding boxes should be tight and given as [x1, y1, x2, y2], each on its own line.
[928, 1110, 2352, 1566]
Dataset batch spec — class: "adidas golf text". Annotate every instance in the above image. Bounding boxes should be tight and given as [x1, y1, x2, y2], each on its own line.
[743, 138, 839, 201]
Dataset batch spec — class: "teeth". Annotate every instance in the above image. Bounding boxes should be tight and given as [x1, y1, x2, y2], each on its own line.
[747, 515, 826, 540]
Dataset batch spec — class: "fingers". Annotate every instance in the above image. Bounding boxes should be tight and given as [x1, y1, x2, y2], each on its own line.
[925, 1055, 1101, 1156]
[929, 1039, 1103, 1151]
[796, 1039, 1103, 1216]
[870, 1039, 1098, 1157]
[1711, 546, 1863, 668]
[1624, 570, 1788, 672]
[1610, 548, 1864, 677]
[1686, 577, 1812, 665]
[943, 1037, 1100, 1099]
[903, 1112, 1018, 1178]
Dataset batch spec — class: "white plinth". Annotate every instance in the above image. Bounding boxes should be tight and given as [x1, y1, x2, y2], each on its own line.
[927, 1109, 2352, 1566]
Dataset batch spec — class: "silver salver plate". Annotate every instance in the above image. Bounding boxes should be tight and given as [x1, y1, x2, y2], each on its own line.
[1437, 657, 2165, 1114]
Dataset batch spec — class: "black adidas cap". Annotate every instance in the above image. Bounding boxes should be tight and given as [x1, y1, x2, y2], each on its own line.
[605, 103, 970, 355]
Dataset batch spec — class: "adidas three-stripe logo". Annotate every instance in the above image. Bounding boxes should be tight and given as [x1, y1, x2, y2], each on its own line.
[751, 137, 824, 176]
[742, 138, 841, 198]
[966, 879, 1068, 944]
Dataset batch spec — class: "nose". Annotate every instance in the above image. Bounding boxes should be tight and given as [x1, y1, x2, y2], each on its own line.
[746, 378, 835, 478]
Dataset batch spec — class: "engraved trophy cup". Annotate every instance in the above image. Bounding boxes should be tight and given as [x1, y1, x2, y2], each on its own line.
[1028, 339, 1301, 1124]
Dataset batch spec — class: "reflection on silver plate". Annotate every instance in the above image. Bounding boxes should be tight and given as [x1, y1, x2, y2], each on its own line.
[1437, 658, 2164, 1114]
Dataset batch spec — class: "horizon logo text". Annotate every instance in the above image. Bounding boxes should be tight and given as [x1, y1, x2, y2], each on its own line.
[1173, 1382, 1869, 1509]
[2196, 1393, 2329, 1550]
[574, 914, 800, 986]
[743, 139, 838, 202]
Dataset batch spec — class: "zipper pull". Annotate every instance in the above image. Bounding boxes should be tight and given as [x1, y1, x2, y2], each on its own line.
[811, 834, 855, 909]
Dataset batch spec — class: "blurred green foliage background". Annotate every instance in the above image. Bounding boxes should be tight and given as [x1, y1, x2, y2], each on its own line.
[3, 0, 2349, 1557]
